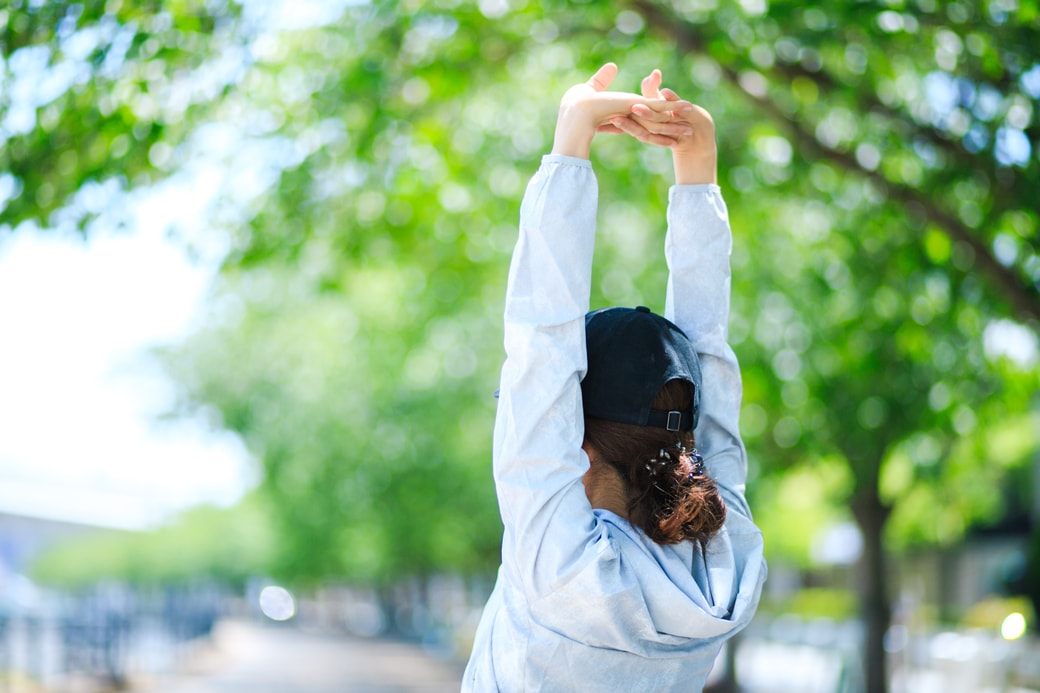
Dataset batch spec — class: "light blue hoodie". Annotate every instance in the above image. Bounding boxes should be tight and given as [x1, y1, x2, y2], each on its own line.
[463, 155, 766, 692]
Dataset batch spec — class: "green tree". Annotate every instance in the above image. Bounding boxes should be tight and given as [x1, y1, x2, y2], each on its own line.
[0, 0, 245, 236]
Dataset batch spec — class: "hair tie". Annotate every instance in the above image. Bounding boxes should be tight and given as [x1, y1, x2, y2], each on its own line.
[687, 449, 706, 483]
[645, 447, 676, 476]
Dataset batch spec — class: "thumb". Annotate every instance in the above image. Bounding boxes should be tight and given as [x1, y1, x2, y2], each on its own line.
[587, 62, 618, 92]
[641, 69, 663, 99]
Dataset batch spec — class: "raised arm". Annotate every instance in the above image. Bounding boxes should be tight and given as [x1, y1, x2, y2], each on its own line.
[611, 72, 751, 519]
[664, 176, 751, 519]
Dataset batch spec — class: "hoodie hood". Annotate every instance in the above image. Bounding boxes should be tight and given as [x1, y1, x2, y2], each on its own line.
[526, 507, 766, 657]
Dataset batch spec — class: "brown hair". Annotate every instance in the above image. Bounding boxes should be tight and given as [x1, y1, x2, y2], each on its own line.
[583, 379, 726, 546]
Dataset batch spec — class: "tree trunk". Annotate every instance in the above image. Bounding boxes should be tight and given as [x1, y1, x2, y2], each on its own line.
[853, 488, 893, 693]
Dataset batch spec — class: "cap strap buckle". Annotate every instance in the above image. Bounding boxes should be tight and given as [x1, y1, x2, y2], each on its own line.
[666, 410, 682, 432]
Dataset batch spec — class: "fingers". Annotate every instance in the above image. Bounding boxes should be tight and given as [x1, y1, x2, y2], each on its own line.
[588, 62, 618, 92]
[631, 99, 694, 127]
[630, 116, 695, 140]
[641, 69, 663, 99]
[637, 71, 687, 124]
[645, 69, 682, 104]
[609, 116, 687, 148]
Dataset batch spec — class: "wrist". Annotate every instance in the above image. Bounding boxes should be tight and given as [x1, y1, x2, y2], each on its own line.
[673, 150, 717, 185]
[551, 106, 596, 159]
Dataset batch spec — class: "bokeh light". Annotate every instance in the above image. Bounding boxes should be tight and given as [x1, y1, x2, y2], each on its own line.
[259, 584, 296, 621]
[1000, 612, 1026, 641]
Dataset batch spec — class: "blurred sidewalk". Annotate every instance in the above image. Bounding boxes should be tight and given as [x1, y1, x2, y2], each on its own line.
[125, 619, 464, 693]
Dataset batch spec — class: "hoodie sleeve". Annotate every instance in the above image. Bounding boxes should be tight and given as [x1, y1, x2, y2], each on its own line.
[493, 154, 606, 599]
[664, 185, 751, 520]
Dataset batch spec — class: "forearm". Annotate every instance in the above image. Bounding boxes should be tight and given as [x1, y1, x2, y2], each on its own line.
[504, 155, 597, 326]
[664, 185, 731, 345]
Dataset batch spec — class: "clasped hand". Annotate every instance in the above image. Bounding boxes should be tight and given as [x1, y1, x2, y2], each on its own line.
[551, 63, 717, 185]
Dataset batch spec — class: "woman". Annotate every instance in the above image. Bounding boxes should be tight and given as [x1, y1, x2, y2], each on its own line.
[463, 63, 766, 692]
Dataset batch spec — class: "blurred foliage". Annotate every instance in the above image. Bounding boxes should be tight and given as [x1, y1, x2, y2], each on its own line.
[31, 496, 274, 588]
[750, 456, 853, 564]
[5, 1, 1040, 683]
[160, 266, 505, 583]
[762, 587, 860, 621]
[960, 595, 1035, 631]
[0, 0, 247, 234]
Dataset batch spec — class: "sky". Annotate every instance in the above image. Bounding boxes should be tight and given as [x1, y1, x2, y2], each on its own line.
[0, 185, 256, 530]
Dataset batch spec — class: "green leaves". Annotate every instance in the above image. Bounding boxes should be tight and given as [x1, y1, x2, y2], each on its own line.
[1, 0, 242, 233]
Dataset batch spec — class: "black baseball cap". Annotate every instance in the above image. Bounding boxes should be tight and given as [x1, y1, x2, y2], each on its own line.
[581, 306, 701, 432]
